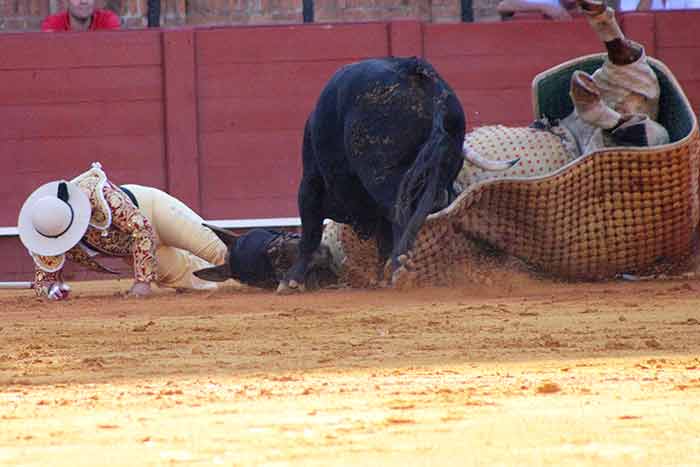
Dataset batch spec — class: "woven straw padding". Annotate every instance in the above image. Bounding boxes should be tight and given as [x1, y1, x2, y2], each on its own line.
[405, 55, 700, 283]
[322, 220, 380, 287]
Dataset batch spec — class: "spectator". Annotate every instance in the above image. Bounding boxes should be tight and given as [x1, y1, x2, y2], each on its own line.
[623, 0, 700, 9]
[497, 0, 578, 20]
[41, 0, 120, 32]
[500, 0, 700, 16]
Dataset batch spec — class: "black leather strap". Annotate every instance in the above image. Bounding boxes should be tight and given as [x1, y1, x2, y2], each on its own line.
[119, 186, 139, 208]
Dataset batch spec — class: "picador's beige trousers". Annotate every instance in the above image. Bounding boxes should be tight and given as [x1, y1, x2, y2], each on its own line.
[566, 6, 668, 154]
[123, 184, 228, 290]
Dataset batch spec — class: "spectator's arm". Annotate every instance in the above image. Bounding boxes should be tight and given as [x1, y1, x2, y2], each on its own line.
[497, 0, 573, 19]
[101, 10, 122, 30]
[40, 15, 60, 32]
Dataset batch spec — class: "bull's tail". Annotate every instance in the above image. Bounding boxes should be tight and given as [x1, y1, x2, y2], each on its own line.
[393, 82, 455, 258]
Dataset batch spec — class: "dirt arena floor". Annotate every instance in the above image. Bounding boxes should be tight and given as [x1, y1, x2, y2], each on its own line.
[1, 266, 700, 466]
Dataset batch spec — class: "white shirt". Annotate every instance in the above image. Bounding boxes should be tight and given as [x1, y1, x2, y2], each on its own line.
[619, 0, 700, 10]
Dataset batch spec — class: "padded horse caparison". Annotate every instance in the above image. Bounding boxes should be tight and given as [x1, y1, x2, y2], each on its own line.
[386, 55, 700, 284]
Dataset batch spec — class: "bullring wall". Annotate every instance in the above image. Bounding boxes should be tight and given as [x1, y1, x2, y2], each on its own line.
[0, 11, 698, 281]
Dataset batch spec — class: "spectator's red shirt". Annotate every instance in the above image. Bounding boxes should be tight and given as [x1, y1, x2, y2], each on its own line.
[41, 9, 121, 32]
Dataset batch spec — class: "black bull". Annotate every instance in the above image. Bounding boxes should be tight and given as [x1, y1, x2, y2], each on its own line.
[194, 225, 339, 290]
[280, 57, 466, 291]
[196, 57, 466, 291]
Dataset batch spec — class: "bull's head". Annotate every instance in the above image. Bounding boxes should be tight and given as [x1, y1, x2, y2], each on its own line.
[194, 223, 339, 290]
[192, 223, 240, 283]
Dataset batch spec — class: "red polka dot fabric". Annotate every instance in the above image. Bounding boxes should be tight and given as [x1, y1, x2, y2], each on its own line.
[458, 125, 575, 189]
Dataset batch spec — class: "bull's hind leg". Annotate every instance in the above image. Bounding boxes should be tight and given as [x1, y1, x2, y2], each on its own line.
[385, 222, 419, 289]
[277, 173, 326, 294]
[373, 219, 396, 285]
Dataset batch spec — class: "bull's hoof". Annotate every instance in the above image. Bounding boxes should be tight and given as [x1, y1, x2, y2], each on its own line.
[391, 253, 419, 289]
[276, 279, 306, 295]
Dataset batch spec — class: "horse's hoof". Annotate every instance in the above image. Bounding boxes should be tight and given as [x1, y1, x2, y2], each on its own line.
[392, 252, 418, 289]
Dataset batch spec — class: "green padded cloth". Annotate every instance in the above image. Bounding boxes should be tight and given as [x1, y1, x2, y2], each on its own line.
[533, 55, 693, 143]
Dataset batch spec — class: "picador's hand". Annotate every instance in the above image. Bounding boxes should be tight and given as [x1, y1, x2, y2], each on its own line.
[47, 282, 71, 301]
[576, 0, 606, 15]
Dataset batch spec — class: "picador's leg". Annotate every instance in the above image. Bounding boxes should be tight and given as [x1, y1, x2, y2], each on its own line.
[572, 0, 662, 144]
[577, 0, 642, 65]
[570, 71, 622, 130]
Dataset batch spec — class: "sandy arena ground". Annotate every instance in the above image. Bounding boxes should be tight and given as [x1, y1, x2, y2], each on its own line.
[1, 268, 700, 466]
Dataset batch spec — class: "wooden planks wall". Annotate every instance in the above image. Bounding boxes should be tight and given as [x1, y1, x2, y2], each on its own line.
[0, 30, 166, 229]
[422, 19, 603, 129]
[1, 12, 699, 281]
[654, 12, 700, 115]
[195, 23, 391, 220]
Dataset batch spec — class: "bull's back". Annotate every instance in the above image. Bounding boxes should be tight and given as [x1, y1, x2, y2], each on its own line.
[305, 57, 465, 226]
[314, 58, 446, 205]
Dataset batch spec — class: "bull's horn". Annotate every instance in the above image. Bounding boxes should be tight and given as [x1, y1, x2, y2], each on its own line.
[463, 143, 520, 171]
[193, 264, 230, 282]
[202, 223, 240, 248]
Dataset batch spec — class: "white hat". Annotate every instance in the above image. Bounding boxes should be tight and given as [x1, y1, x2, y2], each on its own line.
[18, 181, 91, 256]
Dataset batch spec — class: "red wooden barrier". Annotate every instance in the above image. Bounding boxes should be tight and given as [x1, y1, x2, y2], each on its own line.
[1, 13, 700, 282]
[423, 18, 603, 128]
[0, 30, 166, 231]
[195, 23, 391, 220]
[163, 29, 201, 212]
[654, 12, 700, 115]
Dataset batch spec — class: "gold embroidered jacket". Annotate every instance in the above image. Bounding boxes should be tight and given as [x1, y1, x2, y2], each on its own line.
[31, 165, 157, 297]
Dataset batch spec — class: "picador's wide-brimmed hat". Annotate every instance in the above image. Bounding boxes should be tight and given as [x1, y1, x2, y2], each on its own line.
[18, 180, 91, 256]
